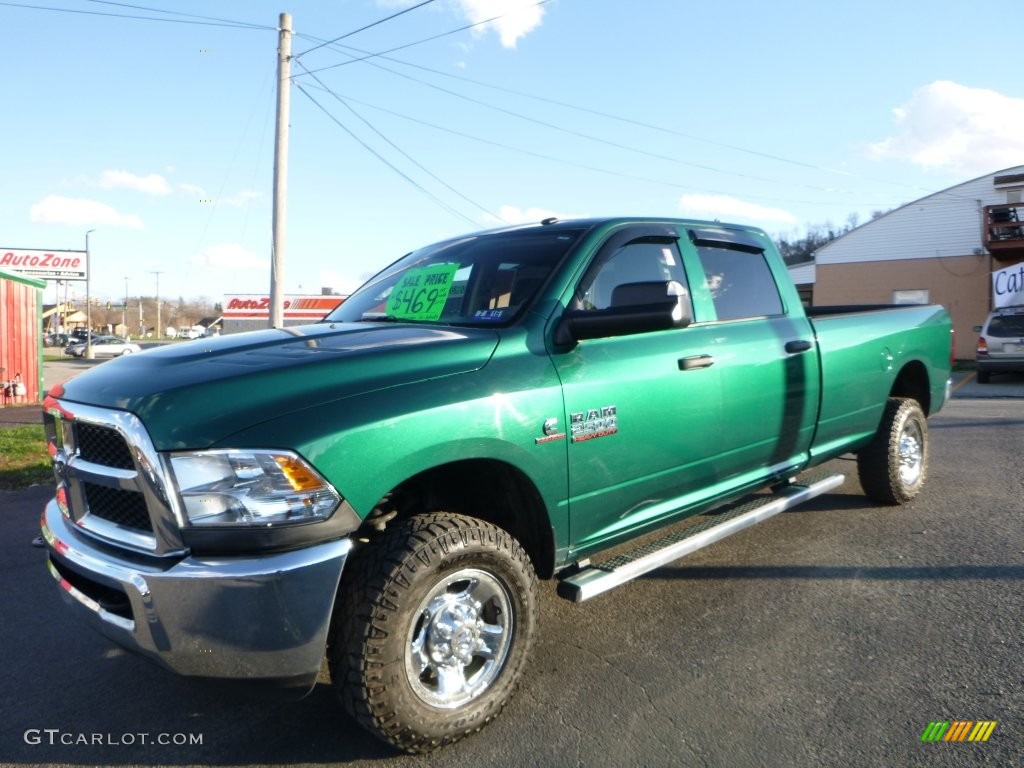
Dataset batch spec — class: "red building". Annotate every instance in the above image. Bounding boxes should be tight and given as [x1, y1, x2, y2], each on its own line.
[0, 268, 44, 404]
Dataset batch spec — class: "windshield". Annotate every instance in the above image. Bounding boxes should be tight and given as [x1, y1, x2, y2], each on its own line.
[325, 228, 585, 326]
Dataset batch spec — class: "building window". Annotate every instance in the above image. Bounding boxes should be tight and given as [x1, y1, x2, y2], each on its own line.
[892, 289, 929, 305]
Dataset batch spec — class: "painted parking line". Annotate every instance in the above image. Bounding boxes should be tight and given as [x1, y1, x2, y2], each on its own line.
[951, 372, 976, 394]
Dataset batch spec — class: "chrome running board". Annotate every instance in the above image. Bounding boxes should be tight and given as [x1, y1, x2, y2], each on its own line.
[557, 473, 845, 602]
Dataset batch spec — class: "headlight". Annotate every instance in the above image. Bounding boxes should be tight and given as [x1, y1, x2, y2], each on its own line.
[170, 450, 341, 527]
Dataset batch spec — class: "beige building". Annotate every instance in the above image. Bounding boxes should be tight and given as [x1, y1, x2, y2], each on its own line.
[793, 165, 1024, 359]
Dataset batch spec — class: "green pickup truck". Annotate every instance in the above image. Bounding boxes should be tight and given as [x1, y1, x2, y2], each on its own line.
[41, 217, 953, 753]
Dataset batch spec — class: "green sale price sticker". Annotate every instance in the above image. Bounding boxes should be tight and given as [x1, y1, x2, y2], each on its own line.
[386, 263, 459, 321]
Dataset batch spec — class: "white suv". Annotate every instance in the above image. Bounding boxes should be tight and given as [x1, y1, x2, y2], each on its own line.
[975, 307, 1024, 383]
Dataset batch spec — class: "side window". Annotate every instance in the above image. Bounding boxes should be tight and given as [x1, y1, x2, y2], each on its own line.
[578, 240, 690, 311]
[695, 245, 783, 321]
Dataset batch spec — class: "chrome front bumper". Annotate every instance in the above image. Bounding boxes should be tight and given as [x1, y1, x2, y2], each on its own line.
[42, 499, 351, 692]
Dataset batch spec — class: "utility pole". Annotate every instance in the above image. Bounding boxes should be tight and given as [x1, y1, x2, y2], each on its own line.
[85, 230, 96, 359]
[270, 11, 292, 329]
[150, 270, 163, 339]
[123, 277, 129, 339]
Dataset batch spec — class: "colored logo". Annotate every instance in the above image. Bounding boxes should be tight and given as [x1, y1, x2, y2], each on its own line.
[921, 721, 997, 742]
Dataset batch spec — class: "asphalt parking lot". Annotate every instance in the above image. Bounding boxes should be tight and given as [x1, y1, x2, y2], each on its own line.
[0, 365, 1020, 767]
[949, 368, 1024, 398]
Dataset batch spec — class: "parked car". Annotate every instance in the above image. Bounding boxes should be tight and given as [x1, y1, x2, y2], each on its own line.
[44, 333, 73, 347]
[974, 307, 1024, 382]
[64, 335, 142, 358]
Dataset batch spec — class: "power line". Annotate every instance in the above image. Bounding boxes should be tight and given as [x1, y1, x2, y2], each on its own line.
[296, 0, 439, 58]
[0, 0, 272, 28]
[295, 61, 504, 223]
[293, 35, 966, 202]
[295, 83, 482, 228]
[296, 80, 909, 210]
[332, 50, 827, 174]
[82, 0, 270, 29]
[301, 51, 850, 195]
[295, 0, 551, 76]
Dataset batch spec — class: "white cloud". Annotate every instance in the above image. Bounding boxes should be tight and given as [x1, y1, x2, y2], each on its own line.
[178, 183, 207, 199]
[679, 194, 798, 226]
[99, 170, 173, 196]
[221, 189, 261, 207]
[483, 205, 581, 226]
[868, 81, 1024, 175]
[192, 243, 267, 271]
[29, 195, 144, 229]
[454, 0, 546, 48]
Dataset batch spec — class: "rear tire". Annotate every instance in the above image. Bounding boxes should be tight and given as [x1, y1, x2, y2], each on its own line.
[857, 397, 928, 505]
[976, 369, 991, 384]
[330, 512, 538, 754]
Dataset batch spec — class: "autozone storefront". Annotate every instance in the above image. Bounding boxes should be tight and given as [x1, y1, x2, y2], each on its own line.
[221, 294, 346, 334]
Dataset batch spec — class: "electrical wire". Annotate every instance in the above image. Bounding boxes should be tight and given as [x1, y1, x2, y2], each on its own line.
[293, 34, 975, 203]
[296, 0, 439, 58]
[300, 51, 851, 195]
[327, 49, 829, 173]
[295, 83, 483, 228]
[20, 1, 968, 215]
[81, 0, 270, 29]
[295, 62, 504, 223]
[296, 0, 551, 76]
[189, 66, 278, 266]
[294, 60, 501, 222]
[0, 0, 272, 28]
[296, 79, 908, 210]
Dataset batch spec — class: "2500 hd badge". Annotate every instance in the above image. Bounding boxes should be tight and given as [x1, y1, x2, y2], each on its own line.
[570, 405, 618, 442]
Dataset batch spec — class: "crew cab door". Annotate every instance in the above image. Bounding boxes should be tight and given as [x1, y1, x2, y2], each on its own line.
[682, 227, 821, 482]
[550, 226, 726, 551]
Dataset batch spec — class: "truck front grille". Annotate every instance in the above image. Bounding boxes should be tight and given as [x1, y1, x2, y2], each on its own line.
[77, 422, 135, 470]
[44, 399, 185, 555]
[83, 482, 153, 532]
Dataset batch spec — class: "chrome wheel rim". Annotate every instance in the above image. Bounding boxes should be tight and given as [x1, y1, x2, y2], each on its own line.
[897, 420, 924, 486]
[406, 568, 514, 709]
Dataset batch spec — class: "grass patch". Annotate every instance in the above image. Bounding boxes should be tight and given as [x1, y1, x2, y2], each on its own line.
[0, 425, 52, 491]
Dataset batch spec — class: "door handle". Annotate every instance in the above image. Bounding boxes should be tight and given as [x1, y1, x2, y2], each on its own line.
[785, 340, 813, 354]
[679, 354, 715, 371]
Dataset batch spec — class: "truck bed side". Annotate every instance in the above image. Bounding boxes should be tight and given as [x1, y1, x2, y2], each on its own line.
[807, 304, 951, 461]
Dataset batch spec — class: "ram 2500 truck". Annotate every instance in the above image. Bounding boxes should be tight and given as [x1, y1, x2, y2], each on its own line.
[41, 217, 953, 753]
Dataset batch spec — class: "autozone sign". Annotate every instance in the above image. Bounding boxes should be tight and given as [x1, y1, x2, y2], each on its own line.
[0, 248, 87, 280]
[223, 294, 345, 319]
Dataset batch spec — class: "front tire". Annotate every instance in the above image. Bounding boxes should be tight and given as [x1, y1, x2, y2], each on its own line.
[330, 512, 538, 754]
[857, 397, 928, 504]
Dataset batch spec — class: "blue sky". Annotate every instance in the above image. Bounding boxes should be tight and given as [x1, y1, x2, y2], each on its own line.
[3, 0, 1022, 306]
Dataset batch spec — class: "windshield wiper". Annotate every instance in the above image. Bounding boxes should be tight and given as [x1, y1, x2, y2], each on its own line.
[358, 313, 409, 323]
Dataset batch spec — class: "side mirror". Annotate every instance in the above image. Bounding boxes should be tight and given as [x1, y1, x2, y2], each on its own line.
[555, 281, 693, 345]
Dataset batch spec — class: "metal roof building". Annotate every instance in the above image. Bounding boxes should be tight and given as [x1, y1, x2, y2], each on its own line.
[1, 267, 45, 404]
[809, 165, 1024, 357]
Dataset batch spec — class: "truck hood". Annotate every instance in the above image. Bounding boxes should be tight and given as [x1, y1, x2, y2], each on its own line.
[55, 323, 499, 449]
